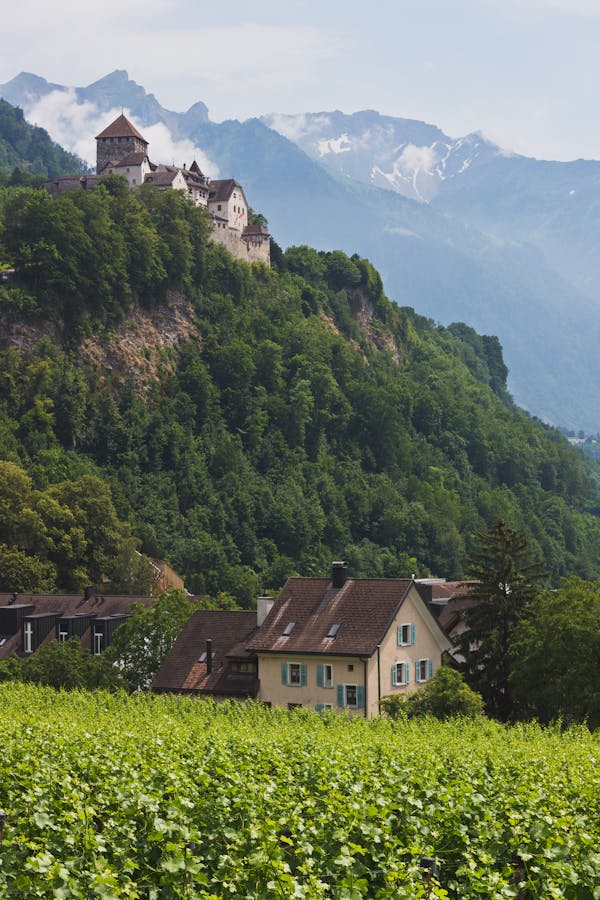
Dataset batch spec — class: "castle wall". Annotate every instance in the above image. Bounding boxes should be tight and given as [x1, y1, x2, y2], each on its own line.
[210, 229, 270, 266]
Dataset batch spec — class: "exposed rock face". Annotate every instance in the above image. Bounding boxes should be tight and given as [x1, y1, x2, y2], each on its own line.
[0, 291, 200, 394]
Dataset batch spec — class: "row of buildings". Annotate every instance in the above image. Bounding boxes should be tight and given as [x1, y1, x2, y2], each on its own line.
[0, 564, 468, 718]
[43, 113, 270, 265]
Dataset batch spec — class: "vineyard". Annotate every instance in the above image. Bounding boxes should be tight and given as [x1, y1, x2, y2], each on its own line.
[0, 684, 598, 898]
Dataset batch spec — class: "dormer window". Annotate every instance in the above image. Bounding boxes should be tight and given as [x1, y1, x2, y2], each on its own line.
[23, 621, 33, 654]
[283, 621, 296, 636]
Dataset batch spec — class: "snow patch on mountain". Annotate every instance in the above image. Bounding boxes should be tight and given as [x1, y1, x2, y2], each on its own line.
[317, 134, 352, 156]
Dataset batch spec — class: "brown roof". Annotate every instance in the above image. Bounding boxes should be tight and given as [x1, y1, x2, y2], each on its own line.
[208, 179, 243, 203]
[105, 151, 148, 168]
[152, 609, 259, 696]
[0, 592, 154, 658]
[144, 171, 181, 187]
[95, 114, 147, 143]
[243, 224, 269, 236]
[247, 577, 423, 657]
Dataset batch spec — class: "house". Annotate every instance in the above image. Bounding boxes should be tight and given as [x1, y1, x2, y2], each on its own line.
[153, 565, 452, 717]
[42, 113, 270, 265]
[152, 609, 259, 699]
[0, 589, 154, 659]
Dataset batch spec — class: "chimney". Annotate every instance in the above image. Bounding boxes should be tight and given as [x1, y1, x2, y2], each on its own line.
[257, 596, 274, 627]
[83, 585, 96, 603]
[206, 639, 212, 675]
[331, 561, 347, 589]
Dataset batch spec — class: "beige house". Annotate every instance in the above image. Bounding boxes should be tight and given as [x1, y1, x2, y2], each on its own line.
[248, 564, 452, 717]
[153, 564, 452, 717]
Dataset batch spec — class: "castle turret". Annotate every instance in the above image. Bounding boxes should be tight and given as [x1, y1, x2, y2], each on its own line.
[95, 113, 148, 174]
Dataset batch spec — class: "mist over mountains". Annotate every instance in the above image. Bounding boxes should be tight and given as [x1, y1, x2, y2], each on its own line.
[2, 70, 599, 432]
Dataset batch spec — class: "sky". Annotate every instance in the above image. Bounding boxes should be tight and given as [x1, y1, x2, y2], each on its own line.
[2, 0, 600, 161]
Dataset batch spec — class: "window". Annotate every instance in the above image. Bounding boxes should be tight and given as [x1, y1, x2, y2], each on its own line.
[337, 683, 364, 708]
[58, 625, 69, 643]
[281, 662, 306, 686]
[392, 661, 410, 686]
[289, 663, 302, 685]
[23, 621, 33, 654]
[397, 623, 416, 646]
[316, 703, 333, 712]
[93, 630, 103, 655]
[347, 664, 354, 672]
[326, 623, 340, 638]
[416, 658, 434, 683]
[283, 621, 296, 635]
[316, 663, 333, 688]
[287, 702, 302, 710]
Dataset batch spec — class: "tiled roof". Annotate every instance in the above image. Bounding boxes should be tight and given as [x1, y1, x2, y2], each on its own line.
[144, 171, 180, 187]
[106, 152, 148, 168]
[95, 114, 147, 143]
[247, 577, 419, 657]
[208, 179, 242, 203]
[0, 592, 154, 658]
[152, 609, 258, 695]
[243, 224, 269, 236]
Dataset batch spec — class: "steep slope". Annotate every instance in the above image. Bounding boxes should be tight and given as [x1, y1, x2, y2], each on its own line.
[1, 73, 599, 430]
[1, 177, 600, 600]
[0, 99, 86, 178]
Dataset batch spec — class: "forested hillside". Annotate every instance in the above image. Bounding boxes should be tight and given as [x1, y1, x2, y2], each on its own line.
[0, 99, 86, 180]
[0, 175, 599, 601]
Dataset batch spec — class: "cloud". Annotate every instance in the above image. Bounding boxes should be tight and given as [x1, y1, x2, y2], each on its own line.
[397, 144, 436, 175]
[25, 90, 218, 176]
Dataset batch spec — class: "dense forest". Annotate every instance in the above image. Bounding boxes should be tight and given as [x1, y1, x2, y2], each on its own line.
[0, 99, 86, 181]
[1, 173, 599, 602]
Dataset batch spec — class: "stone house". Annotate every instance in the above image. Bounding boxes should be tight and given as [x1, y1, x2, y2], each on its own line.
[153, 563, 452, 717]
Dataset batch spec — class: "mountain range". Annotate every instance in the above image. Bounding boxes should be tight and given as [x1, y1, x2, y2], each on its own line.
[2, 70, 599, 432]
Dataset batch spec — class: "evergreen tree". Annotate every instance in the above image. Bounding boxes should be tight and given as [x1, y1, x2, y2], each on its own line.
[455, 520, 546, 720]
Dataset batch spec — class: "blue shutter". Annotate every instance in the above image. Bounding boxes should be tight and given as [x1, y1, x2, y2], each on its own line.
[410, 623, 416, 645]
[405, 662, 410, 685]
[316, 664, 324, 687]
[397, 625, 402, 645]
[428, 659, 434, 680]
[337, 684, 345, 707]
[356, 685, 365, 708]
[281, 662, 288, 685]
[300, 663, 307, 686]
[391, 663, 398, 686]
[416, 661, 422, 683]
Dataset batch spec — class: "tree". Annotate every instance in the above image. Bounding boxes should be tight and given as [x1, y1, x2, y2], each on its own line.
[106, 590, 197, 691]
[509, 577, 600, 728]
[380, 667, 484, 720]
[455, 520, 546, 720]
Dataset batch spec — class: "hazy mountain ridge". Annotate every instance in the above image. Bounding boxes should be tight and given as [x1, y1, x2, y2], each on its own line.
[2, 71, 600, 431]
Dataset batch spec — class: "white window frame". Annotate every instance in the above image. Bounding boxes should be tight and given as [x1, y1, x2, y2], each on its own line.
[288, 662, 302, 685]
[323, 663, 333, 688]
[93, 630, 104, 656]
[58, 625, 69, 643]
[393, 661, 410, 686]
[397, 623, 415, 646]
[23, 621, 34, 654]
[344, 684, 359, 708]
[416, 658, 433, 683]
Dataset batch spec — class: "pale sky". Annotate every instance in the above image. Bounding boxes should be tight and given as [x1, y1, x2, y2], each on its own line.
[2, 0, 600, 161]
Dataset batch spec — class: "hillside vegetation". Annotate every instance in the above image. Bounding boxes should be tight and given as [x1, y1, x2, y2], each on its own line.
[1, 176, 600, 597]
[0, 684, 598, 897]
[0, 99, 86, 180]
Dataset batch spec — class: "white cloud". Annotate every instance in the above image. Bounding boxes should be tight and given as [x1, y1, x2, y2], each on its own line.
[397, 144, 436, 176]
[25, 90, 218, 176]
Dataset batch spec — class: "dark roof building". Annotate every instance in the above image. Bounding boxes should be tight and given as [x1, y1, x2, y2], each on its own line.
[152, 609, 259, 698]
[95, 113, 149, 174]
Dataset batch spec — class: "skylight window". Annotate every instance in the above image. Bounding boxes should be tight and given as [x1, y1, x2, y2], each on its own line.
[198, 651, 207, 662]
[283, 621, 296, 636]
[326, 623, 340, 638]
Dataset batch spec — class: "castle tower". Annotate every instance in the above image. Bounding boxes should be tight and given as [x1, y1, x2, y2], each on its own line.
[95, 114, 148, 174]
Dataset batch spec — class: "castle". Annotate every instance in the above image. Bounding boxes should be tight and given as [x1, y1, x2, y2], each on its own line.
[44, 114, 270, 266]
